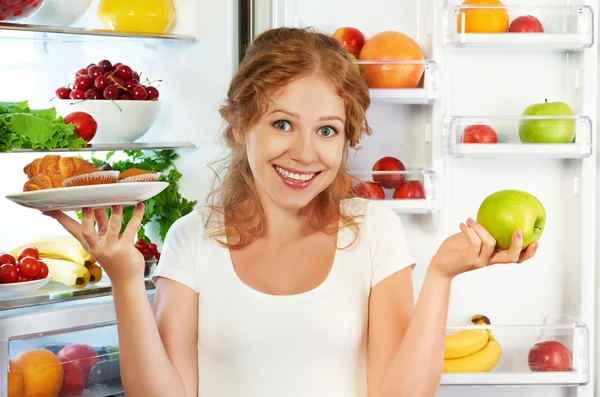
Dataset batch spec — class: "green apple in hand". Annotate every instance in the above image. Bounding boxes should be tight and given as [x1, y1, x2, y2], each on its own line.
[519, 99, 576, 143]
[476, 190, 546, 250]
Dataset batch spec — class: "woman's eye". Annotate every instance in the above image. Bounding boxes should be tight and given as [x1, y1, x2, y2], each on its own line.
[318, 126, 337, 137]
[273, 120, 292, 131]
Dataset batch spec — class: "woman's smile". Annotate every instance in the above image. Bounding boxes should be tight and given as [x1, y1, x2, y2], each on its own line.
[273, 165, 322, 190]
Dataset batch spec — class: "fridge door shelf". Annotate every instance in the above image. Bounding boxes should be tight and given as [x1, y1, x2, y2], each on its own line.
[2, 141, 198, 153]
[443, 115, 593, 159]
[354, 60, 438, 104]
[444, 5, 594, 51]
[441, 319, 589, 387]
[349, 168, 438, 214]
[0, 22, 197, 43]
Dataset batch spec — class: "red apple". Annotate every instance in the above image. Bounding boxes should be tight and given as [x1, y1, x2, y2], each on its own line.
[352, 181, 385, 199]
[460, 125, 498, 144]
[509, 15, 544, 33]
[58, 358, 86, 397]
[372, 156, 406, 189]
[528, 341, 572, 372]
[64, 111, 98, 142]
[332, 27, 365, 58]
[393, 181, 426, 199]
[57, 344, 100, 376]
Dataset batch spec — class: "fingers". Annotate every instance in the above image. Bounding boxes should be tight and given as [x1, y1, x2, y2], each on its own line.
[490, 230, 525, 265]
[122, 202, 145, 242]
[466, 218, 496, 262]
[107, 205, 123, 240]
[81, 207, 100, 248]
[94, 208, 110, 236]
[459, 222, 482, 268]
[517, 241, 539, 263]
[42, 210, 85, 242]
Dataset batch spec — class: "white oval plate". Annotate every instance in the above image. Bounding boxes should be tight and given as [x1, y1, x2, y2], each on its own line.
[0, 276, 53, 298]
[5, 182, 169, 212]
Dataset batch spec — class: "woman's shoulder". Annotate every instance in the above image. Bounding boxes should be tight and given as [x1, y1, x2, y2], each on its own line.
[341, 197, 400, 226]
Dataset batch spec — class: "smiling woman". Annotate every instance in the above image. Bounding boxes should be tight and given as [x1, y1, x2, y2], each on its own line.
[46, 26, 539, 397]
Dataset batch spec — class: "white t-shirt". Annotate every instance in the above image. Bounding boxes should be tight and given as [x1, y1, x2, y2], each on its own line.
[152, 198, 416, 397]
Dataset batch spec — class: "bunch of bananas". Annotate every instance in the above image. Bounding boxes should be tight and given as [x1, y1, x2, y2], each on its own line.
[11, 236, 102, 289]
[443, 314, 502, 373]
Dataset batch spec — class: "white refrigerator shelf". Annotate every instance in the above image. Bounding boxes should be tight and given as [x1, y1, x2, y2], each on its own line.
[443, 114, 593, 159]
[444, 4, 594, 51]
[441, 372, 589, 386]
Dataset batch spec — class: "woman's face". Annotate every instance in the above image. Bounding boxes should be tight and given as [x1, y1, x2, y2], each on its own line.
[244, 74, 346, 212]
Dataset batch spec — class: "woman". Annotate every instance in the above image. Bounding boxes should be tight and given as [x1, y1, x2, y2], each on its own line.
[46, 27, 538, 397]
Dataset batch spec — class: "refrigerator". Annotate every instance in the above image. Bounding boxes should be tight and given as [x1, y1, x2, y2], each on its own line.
[0, 0, 598, 396]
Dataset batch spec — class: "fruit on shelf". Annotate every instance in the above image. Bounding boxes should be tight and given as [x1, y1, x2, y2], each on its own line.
[372, 156, 406, 189]
[0, 263, 19, 284]
[17, 245, 39, 262]
[393, 181, 426, 199]
[528, 340, 573, 372]
[509, 15, 544, 33]
[444, 328, 490, 359]
[0, 249, 48, 284]
[58, 358, 86, 397]
[358, 31, 425, 89]
[476, 189, 546, 250]
[55, 59, 160, 102]
[10, 235, 95, 268]
[443, 314, 502, 373]
[13, 348, 64, 397]
[7, 360, 23, 397]
[519, 100, 576, 144]
[0, 252, 16, 265]
[136, 238, 162, 263]
[457, 0, 509, 33]
[352, 182, 385, 200]
[88, 263, 103, 284]
[43, 258, 91, 289]
[460, 124, 498, 144]
[57, 344, 100, 376]
[332, 27, 365, 58]
[64, 111, 98, 142]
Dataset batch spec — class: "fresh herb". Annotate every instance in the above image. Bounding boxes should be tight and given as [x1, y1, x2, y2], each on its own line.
[0, 101, 87, 152]
[84, 150, 197, 242]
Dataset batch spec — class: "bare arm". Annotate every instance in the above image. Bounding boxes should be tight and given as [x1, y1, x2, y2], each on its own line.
[113, 277, 198, 397]
[368, 219, 539, 397]
[44, 204, 199, 397]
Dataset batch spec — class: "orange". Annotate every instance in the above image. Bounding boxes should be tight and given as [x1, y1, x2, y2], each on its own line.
[13, 349, 64, 397]
[7, 360, 23, 397]
[358, 31, 425, 89]
[457, 0, 509, 33]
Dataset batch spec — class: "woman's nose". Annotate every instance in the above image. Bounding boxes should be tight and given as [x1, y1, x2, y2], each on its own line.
[290, 131, 318, 165]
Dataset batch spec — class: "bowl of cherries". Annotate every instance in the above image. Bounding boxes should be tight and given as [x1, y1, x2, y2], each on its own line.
[135, 239, 161, 278]
[0, 0, 46, 22]
[53, 59, 162, 144]
[0, 246, 52, 298]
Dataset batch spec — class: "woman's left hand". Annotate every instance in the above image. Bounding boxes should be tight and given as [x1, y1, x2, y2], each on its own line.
[429, 217, 539, 281]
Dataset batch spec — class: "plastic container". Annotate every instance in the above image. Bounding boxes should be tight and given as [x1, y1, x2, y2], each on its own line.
[97, 0, 175, 34]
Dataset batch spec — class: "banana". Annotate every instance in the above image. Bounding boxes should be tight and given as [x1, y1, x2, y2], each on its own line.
[443, 337, 502, 373]
[444, 329, 489, 359]
[88, 264, 103, 284]
[43, 258, 90, 289]
[11, 235, 95, 268]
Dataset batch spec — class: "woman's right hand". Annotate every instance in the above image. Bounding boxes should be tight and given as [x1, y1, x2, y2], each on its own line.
[43, 203, 146, 286]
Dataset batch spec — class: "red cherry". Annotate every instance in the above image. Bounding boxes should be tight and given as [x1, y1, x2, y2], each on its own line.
[146, 86, 160, 100]
[56, 87, 72, 99]
[70, 89, 85, 100]
[132, 85, 148, 100]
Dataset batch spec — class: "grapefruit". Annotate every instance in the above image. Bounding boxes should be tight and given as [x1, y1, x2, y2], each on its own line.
[358, 31, 425, 89]
[7, 360, 23, 397]
[13, 349, 64, 397]
[457, 0, 509, 33]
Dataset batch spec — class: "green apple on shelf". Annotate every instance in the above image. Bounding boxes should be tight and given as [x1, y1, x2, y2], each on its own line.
[476, 189, 546, 251]
[519, 100, 576, 144]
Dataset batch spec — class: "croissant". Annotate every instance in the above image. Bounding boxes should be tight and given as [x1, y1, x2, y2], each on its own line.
[23, 173, 67, 192]
[24, 155, 99, 179]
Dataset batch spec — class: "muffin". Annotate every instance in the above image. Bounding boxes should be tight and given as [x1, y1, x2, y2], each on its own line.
[117, 168, 161, 183]
[62, 170, 120, 187]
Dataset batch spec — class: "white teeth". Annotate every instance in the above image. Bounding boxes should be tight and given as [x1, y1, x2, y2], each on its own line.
[275, 166, 315, 182]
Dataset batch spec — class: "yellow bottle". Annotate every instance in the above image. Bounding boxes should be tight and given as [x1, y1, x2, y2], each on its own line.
[97, 0, 175, 34]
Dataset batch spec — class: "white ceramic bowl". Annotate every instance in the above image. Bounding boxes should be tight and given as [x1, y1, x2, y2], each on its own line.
[54, 99, 162, 144]
[1, 0, 46, 22]
[26, 0, 92, 26]
[0, 276, 52, 298]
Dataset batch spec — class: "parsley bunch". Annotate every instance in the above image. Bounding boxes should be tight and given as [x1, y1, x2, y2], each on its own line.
[86, 149, 197, 243]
